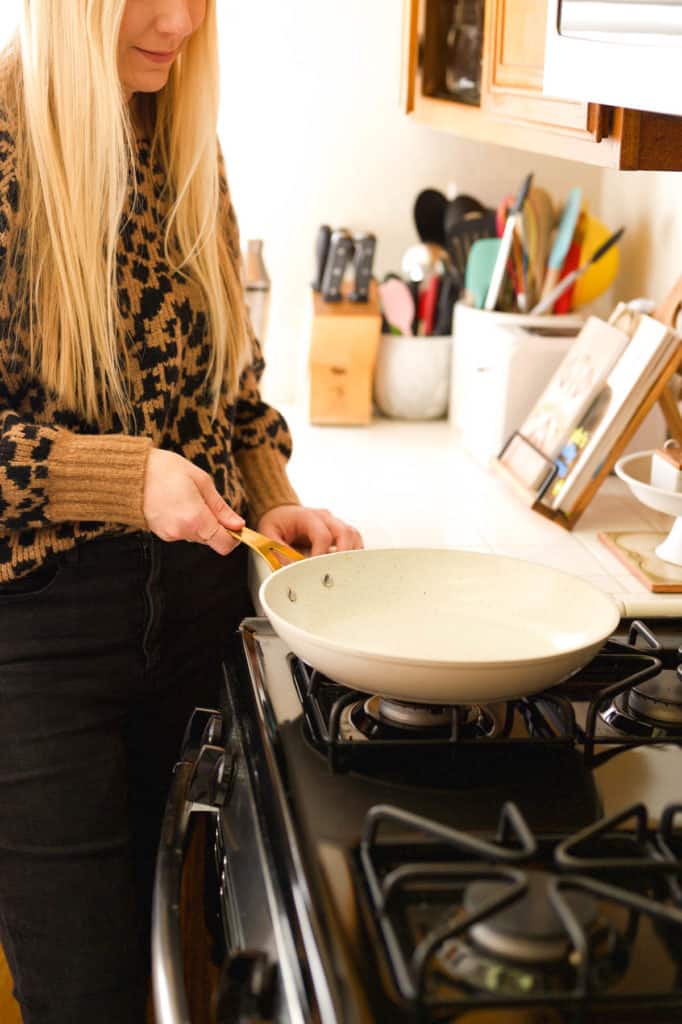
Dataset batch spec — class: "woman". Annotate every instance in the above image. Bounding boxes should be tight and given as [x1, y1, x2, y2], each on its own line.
[0, 2, 362, 1021]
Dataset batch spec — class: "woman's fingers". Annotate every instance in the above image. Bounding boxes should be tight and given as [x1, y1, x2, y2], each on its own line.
[314, 510, 364, 552]
[143, 449, 244, 555]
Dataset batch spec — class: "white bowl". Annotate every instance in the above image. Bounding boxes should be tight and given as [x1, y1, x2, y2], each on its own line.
[374, 334, 451, 420]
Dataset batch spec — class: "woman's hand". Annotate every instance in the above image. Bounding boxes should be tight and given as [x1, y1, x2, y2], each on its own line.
[256, 505, 363, 557]
[143, 449, 245, 555]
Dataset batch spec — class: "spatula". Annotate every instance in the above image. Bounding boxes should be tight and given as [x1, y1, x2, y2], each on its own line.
[465, 237, 501, 309]
[445, 208, 497, 280]
[540, 187, 582, 301]
[378, 278, 416, 336]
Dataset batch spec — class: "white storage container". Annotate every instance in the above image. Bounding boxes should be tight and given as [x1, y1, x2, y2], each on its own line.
[374, 334, 452, 420]
[450, 304, 583, 464]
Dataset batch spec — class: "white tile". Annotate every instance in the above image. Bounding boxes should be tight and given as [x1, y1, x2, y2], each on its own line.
[574, 531, 636, 576]
[579, 575, 634, 598]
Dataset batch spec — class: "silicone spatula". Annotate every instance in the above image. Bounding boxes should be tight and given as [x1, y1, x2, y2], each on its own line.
[378, 278, 416, 336]
[465, 237, 501, 309]
[540, 187, 582, 300]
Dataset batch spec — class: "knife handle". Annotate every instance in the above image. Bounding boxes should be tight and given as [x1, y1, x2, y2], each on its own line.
[311, 224, 332, 293]
[321, 229, 355, 302]
[349, 232, 376, 303]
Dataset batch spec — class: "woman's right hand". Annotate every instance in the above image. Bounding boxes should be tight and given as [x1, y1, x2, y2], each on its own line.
[143, 449, 245, 556]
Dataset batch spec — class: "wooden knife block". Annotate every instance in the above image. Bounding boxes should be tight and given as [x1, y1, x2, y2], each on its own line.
[307, 282, 381, 425]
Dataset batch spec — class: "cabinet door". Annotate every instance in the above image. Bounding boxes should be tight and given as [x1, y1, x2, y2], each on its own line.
[482, 0, 607, 141]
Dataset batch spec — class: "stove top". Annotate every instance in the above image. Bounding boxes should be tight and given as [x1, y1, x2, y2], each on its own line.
[222, 617, 682, 1023]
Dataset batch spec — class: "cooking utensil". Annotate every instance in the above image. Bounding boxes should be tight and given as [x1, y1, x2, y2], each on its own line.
[526, 186, 554, 302]
[432, 268, 461, 335]
[227, 527, 305, 572]
[414, 189, 448, 246]
[421, 274, 441, 335]
[444, 194, 487, 238]
[321, 229, 355, 302]
[378, 278, 416, 336]
[540, 187, 582, 300]
[552, 236, 581, 315]
[484, 172, 533, 311]
[256, 548, 619, 704]
[530, 226, 624, 315]
[445, 208, 497, 280]
[572, 215, 621, 309]
[401, 242, 449, 284]
[349, 232, 376, 302]
[311, 224, 332, 292]
[465, 236, 501, 309]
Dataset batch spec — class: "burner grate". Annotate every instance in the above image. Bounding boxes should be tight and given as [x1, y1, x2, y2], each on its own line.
[290, 620, 682, 775]
[355, 802, 682, 1019]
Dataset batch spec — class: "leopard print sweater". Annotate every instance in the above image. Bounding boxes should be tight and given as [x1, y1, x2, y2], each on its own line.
[0, 100, 299, 581]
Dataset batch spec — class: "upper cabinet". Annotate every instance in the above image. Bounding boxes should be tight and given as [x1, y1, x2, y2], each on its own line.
[401, 0, 682, 170]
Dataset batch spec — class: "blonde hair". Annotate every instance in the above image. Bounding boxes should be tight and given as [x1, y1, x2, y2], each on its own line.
[1, 0, 249, 423]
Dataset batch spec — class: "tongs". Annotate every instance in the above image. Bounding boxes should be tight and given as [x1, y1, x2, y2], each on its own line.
[227, 526, 305, 572]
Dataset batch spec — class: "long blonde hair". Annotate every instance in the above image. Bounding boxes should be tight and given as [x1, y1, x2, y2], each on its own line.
[1, 0, 249, 423]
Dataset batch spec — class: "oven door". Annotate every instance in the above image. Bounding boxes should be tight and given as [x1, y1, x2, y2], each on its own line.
[543, 0, 682, 116]
[151, 707, 293, 1024]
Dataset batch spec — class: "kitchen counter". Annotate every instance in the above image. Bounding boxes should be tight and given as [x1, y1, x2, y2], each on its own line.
[259, 404, 682, 618]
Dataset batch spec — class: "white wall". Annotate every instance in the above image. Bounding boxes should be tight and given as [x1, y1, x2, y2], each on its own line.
[1, 4, 676, 407]
[216, 0, 604, 404]
[600, 169, 682, 310]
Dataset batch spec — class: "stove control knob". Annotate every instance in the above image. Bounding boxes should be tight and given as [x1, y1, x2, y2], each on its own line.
[212, 951, 277, 1024]
[188, 743, 235, 807]
[180, 707, 222, 761]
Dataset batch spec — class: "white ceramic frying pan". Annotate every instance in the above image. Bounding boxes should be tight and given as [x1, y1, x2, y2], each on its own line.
[252, 546, 620, 705]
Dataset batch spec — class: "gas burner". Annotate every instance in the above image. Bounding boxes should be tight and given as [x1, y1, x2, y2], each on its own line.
[464, 870, 597, 964]
[600, 670, 682, 738]
[437, 884, 625, 1000]
[339, 695, 498, 742]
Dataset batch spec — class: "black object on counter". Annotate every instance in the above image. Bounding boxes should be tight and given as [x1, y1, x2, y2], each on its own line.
[320, 228, 355, 302]
[349, 232, 376, 303]
[311, 224, 332, 293]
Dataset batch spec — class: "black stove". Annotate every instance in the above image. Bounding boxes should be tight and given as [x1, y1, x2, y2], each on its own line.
[152, 618, 682, 1024]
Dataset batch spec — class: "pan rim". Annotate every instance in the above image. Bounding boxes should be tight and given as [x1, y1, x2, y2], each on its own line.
[258, 548, 621, 670]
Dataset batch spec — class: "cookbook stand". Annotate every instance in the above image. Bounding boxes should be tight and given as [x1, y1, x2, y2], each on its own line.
[490, 278, 682, 531]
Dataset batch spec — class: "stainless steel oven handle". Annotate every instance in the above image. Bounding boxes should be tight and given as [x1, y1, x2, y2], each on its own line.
[152, 759, 198, 1024]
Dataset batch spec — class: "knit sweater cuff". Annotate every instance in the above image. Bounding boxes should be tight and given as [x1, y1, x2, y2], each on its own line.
[236, 446, 300, 526]
[47, 431, 153, 527]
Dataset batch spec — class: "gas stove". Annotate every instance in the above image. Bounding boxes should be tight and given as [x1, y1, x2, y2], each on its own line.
[152, 618, 682, 1024]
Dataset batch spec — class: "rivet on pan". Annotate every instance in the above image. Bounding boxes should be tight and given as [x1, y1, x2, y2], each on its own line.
[287, 588, 297, 603]
[321, 574, 334, 588]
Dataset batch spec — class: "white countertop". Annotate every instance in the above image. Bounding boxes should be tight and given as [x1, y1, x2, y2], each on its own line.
[274, 404, 682, 618]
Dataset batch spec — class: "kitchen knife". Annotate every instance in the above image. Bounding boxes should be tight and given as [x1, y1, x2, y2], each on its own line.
[484, 172, 533, 312]
[311, 224, 332, 293]
[529, 226, 625, 315]
[349, 232, 376, 302]
[320, 229, 355, 302]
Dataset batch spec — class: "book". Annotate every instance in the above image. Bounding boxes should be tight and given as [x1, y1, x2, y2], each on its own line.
[510, 316, 631, 491]
[546, 314, 680, 515]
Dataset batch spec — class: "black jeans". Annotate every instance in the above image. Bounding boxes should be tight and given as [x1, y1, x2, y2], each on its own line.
[0, 532, 252, 1024]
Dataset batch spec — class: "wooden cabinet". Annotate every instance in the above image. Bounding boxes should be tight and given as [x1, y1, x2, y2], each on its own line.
[401, 0, 682, 170]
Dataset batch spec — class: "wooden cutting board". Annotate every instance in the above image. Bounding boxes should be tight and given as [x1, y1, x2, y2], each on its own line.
[599, 531, 682, 592]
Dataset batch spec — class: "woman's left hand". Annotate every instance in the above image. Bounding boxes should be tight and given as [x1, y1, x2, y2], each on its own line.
[256, 505, 363, 557]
